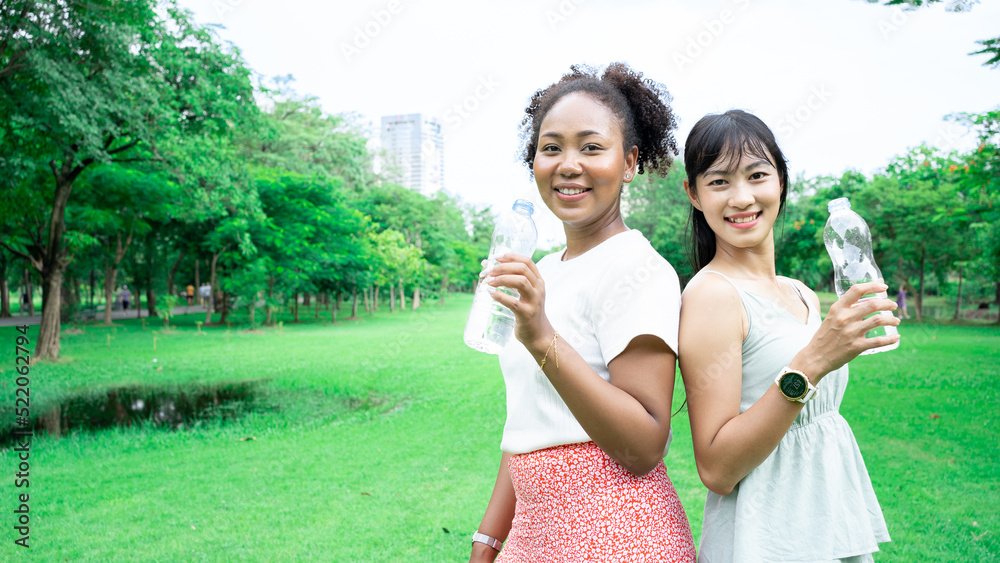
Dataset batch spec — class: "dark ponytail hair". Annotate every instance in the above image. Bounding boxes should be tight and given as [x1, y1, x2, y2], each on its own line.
[683, 110, 789, 272]
[519, 62, 679, 177]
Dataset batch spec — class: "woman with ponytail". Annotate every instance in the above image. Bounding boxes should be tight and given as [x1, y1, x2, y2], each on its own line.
[679, 110, 896, 562]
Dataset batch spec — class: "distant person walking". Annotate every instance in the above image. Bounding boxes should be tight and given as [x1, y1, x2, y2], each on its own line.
[896, 286, 910, 319]
[200, 283, 211, 307]
[186, 284, 195, 306]
[120, 285, 131, 311]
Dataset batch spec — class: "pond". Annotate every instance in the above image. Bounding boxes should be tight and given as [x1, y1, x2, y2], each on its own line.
[1, 379, 273, 447]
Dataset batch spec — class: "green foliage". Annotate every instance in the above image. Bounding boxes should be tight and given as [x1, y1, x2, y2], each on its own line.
[0, 0, 260, 357]
[622, 165, 694, 281]
[251, 79, 374, 192]
[251, 167, 371, 296]
[157, 294, 181, 327]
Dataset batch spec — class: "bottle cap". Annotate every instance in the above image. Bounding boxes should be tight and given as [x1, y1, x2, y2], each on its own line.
[827, 197, 851, 213]
[513, 199, 534, 215]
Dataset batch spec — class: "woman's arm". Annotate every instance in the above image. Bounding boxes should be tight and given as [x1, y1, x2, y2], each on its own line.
[679, 278, 900, 496]
[470, 452, 516, 563]
[487, 255, 675, 476]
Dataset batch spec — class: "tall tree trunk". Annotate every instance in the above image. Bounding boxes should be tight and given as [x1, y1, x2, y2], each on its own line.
[916, 250, 926, 322]
[24, 268, 35, 316]
[995, 281, 1000, 325]
[103, 259, 118, 325]
[25, 154, 91, 360]
[0, 277, 9, 318]
[265, 275, 275, 325]
[412, 287, 420, 310]
[351, 289, 359, 318]
[37, 266, 64, 359]
[145, 235, 157, 317]
[72, 276, 81, 312]
[398, 279, 406, 310]
[374, 286, 380, 311]
[303, 292, 311, 307]
[0, 253, 9, 317]
[389, 285, 395, 313]
[363, 286, 370, 312]
[439, 270, 448, 305]
[953, 264, 964, 321]
[204, 250, 222, 325]
[167, 250, 185, 298]
[101, 230, 134, 324]
[219, 286, 230, 324]
[63, 275, 78, 324]
[293, 291, 300, 322]
[89, 268, 95, 305]
[147, 287, 157, 318]
[194, 258, 200, 291]
[60, 275, 74, 323]
[335, 290, 342, 314]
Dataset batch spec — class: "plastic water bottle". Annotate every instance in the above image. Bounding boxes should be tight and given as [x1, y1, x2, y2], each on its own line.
[823, 197, 899, 355]
[464, 199, 538, 354]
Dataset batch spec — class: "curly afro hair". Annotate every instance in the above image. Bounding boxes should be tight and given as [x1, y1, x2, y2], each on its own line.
[519, 62, 679, 177]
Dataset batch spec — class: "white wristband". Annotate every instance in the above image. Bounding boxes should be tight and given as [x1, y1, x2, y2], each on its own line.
[472, 531, 503, 551]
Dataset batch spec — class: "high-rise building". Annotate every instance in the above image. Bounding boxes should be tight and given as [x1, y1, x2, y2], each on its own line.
[380, 113, 444, 193]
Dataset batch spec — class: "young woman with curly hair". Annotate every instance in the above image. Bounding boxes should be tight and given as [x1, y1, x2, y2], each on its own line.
[469, 62, 696, 563]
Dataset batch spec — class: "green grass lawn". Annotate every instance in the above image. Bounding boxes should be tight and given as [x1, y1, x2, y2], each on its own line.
[0, 295, 997, 561]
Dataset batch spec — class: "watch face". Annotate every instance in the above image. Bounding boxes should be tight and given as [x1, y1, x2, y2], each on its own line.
[780, 372, 807, 399]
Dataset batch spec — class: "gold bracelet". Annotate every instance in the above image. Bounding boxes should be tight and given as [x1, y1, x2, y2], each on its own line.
[538, 331, 559, 371]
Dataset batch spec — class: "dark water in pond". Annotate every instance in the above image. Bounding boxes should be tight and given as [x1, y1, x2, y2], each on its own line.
[0, 380, 273, 447]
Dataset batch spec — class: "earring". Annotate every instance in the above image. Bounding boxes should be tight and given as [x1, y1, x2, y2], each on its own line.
[625, 174, 631, 180]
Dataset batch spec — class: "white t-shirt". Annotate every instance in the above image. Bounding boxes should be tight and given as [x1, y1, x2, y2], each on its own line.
[499, 229, 682, 455]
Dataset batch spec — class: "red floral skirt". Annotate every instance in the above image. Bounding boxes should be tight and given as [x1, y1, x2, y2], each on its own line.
[498, 441, 696, 562]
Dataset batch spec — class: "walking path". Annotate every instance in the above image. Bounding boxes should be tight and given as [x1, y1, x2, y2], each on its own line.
[0, 304, 208, 327]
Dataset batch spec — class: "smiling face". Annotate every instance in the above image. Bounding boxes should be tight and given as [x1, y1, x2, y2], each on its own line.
[685, 146, 784, 254]
[533, 92, 638, 236]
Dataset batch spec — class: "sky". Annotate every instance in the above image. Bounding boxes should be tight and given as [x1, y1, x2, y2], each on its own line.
[177, 0, 1000, 246]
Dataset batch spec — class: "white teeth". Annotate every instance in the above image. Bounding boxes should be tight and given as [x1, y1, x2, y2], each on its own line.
[728, 213, 759, 224]
[556, 188, 587, 195]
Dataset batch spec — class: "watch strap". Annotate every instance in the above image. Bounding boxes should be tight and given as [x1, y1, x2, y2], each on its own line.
[472, 531, 503, 551]
[775, 366, 818, 403]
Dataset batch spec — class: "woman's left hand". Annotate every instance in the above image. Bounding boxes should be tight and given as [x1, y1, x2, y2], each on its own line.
[484, 254, 554, 353]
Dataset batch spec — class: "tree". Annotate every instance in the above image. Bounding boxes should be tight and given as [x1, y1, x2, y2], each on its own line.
[854, 146, 969, 320]
[252, 80, 375, 192]
[250, 168, 370, 323]
[0, 0, 257, 359]
[358, 183, 478, 300]
[73, 166, 177, 324]
[948, 109, 1000, 319]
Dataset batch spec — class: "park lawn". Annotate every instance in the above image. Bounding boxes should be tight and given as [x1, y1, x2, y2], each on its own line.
[0, 295, 997, 561]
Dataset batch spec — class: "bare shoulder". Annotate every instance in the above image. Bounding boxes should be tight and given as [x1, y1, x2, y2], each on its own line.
[682, 271, 741, 308]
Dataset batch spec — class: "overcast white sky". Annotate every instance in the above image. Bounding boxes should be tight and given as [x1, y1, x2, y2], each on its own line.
[178, 0, 1000, 246]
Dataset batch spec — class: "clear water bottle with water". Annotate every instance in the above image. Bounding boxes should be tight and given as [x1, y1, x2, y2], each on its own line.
[823, 197, 899, 355]
[464, 199, 538, 354]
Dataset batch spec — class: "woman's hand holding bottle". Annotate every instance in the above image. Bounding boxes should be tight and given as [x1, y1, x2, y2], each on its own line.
[789, 281, 901, 382]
